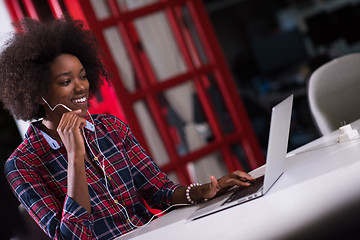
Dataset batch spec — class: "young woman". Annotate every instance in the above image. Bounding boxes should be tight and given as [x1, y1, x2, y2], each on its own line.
[0, 17, 254, 239]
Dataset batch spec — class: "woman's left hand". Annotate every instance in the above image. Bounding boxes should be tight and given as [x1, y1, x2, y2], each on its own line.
[201, 170, 255, 200]
[171, 170, 255, 205]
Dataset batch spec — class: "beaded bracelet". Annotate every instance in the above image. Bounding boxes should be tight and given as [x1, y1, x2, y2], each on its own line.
[186, 183, 201, 204]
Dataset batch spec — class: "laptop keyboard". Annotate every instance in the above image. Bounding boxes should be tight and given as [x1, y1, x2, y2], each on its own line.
[222, 175, 265, 205]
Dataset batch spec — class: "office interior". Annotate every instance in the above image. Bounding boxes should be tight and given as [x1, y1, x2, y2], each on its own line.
[1, 0, 360, 239]
[207, 0, 360, 151]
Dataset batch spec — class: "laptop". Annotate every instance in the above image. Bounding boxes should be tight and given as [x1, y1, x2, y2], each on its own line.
[187, 94, 293, 221]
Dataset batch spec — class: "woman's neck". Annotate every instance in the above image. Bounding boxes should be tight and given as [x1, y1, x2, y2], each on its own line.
[40, 119, 62, 142]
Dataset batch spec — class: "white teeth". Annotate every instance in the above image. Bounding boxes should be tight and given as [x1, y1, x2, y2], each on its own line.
[72, 97, 86, 103]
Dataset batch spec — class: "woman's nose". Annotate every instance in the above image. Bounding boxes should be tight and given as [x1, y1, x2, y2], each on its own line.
[74, 78, 87, 93]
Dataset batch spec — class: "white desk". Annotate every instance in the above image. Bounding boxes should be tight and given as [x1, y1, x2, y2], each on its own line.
[117, 120, 360, 240]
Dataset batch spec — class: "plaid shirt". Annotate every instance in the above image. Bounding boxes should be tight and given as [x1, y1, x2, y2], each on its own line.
[5, 114, 180, 240]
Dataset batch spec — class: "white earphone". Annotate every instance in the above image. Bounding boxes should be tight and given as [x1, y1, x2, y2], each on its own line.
[42, 97, 72, 112]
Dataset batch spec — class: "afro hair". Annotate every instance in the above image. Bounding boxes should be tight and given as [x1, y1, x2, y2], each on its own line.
[0, 16, 110, 121]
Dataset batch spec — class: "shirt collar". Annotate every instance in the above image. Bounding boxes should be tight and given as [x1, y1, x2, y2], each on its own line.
[40, 120, 95, 150]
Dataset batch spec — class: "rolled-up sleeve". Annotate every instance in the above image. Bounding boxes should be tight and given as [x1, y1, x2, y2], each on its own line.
[5, 156, 94, 240]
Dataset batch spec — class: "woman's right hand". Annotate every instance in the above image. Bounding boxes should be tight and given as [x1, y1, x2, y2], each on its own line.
[57, 109, 87, 160]
[58, 109, 92, 213]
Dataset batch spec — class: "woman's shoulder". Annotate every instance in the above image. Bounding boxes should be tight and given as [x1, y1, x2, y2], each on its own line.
[89, 113, 127, 126]
[88, 114, 130, 134]
[5, 139, 35, 173]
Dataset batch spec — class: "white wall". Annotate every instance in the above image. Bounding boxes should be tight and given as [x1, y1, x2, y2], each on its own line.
[0, 2, 13, 48]
[0, 1, 29, 139]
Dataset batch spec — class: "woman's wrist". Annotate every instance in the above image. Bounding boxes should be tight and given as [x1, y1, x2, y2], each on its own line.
[186, 183, 209, 204]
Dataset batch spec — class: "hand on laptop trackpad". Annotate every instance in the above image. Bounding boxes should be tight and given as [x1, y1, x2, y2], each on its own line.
[222, 175, 264, 205]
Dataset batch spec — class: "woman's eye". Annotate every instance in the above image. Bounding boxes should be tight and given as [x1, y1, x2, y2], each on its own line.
[80, 74, 87, 80]
[61, 79, 71, 85]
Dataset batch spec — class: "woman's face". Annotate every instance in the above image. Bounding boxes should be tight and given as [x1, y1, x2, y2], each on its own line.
[43, 54, 89, 120]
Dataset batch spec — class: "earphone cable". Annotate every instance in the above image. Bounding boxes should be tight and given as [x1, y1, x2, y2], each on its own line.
[84, 112, 191, 229]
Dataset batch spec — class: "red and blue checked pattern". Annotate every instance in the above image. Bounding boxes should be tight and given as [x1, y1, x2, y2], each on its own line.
[5, 114, 180, 240]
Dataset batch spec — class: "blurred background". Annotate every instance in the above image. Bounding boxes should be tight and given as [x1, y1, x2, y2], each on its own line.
[1, 0, 360, 238]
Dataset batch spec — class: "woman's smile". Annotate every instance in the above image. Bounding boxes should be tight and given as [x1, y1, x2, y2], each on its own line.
[72, 96, 87, 104]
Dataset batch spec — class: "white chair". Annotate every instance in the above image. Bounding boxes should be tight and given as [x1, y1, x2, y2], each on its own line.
[308, 53, 360, 135]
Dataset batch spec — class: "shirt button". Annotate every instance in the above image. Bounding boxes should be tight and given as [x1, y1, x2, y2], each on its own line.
[108, 176, 112, 181]
[114, 200, 118, 204]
